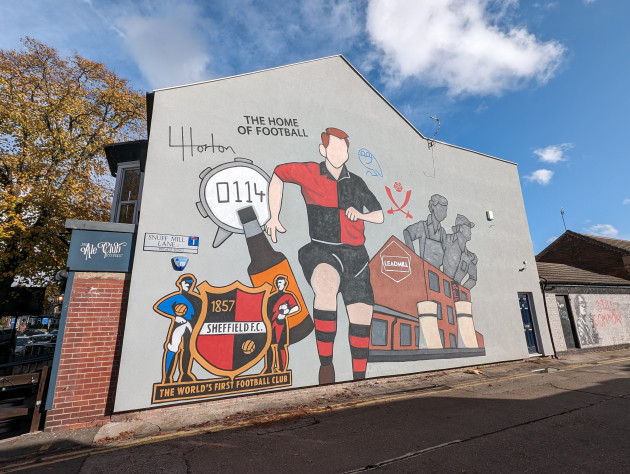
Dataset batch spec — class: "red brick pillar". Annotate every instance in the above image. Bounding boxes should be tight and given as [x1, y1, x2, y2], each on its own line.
[44, 272, 129, 431]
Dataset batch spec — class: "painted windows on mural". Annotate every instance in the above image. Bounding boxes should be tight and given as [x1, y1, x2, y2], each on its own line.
[435, 301, 443, 320]
[428, 271, 440, 292]
[400, 324, 412, 346]
[443, 280, 451, 298]
[449, 333, 457, 348]
[371, 318, 388, 346]
[447, 305, 455, 324]
[439, 329, 445, 347]
[113, 163, 142, 224]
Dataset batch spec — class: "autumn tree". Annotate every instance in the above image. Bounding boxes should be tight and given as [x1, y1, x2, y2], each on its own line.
[0, 38, 146, 305]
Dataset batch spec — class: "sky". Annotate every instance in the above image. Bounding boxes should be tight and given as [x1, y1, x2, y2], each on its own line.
[1, 0, 628, 253]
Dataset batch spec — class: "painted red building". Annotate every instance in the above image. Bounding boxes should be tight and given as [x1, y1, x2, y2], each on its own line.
[368, 236, 484, 362]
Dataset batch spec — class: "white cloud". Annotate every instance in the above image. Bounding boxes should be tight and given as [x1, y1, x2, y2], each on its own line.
[114, 2, 212, 90]
[585, 224, 619, 237]
[524, 169, 553, 185]
[583, 0, 597, 5]
[366, 0, 566, 96]
[546, 236, 558, 244]
[533, 143, 572, 163]
[533, 2, 558, 9]
[623, 198, 630, 205]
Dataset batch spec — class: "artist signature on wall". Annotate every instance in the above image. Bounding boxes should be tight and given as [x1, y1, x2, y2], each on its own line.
[169, 126, 236, 161]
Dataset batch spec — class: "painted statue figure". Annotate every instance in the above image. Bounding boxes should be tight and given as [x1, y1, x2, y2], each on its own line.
[154, 274, 202, 383]
[263, 275, 299, 373]
[442, 214, 478, 290]
[574, 295, 599, 346]
[403, 194, 448, 268]
[265, 127, 384, 384]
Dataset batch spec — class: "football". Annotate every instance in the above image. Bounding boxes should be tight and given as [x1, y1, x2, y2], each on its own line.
[174, 303, 188, 316]
[242, 339, 255, 354]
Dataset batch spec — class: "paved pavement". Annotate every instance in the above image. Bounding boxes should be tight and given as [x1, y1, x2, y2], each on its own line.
[1, 347, 629, 472]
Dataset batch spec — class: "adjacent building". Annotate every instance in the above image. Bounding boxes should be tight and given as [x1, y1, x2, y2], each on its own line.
[537, 232, 630, 352]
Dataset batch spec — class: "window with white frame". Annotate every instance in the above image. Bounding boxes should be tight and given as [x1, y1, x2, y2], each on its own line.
[112, 161, 143, 224]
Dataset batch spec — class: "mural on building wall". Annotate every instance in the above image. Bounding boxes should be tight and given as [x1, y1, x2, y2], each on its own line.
[146, 125, 486, 405]
[154, 274, 202, 384]
[152, 275, 294, 403]
[357, 148, 382, 177]
[264, 274, 299, 373]
[385, 182, 414, 219]
[196, 158, 271, 248]
[574, 295, 600, 346]
[264, 127, 384, 385]
[106, 57, 552, 415]
[367, 191, 484, 362]
[403, 195, 478, 290]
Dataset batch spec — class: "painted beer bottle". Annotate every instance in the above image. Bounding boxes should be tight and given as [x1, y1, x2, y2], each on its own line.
[237, 206, 314, 344]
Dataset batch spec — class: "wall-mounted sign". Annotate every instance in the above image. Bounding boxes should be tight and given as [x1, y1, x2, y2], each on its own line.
[144, 234, 200, 254]
[171, 256, 189, 271]
[67, 230, 135, 272]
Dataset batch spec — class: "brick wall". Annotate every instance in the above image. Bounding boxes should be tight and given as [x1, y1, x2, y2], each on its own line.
[45, 272, 129, 431]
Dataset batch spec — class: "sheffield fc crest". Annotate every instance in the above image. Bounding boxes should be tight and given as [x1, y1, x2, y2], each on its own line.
[152, 277, 293, 404]
[192, 281, 272, 378]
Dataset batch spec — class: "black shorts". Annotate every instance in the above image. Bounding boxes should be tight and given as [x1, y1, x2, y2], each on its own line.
[298, 241, 374, 306]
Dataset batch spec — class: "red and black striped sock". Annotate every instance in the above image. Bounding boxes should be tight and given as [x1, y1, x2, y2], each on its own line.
[349, 323, 370, 380]
[313, 309, 336, 366]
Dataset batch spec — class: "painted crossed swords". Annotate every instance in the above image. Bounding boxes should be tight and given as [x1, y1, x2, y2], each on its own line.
[385, 182, 413, 219]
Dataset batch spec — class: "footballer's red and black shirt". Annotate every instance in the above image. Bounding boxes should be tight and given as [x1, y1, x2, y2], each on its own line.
[274, 161, 382, 246]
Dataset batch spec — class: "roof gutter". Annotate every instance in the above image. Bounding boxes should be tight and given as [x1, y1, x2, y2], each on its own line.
[539, 281, 630, 290]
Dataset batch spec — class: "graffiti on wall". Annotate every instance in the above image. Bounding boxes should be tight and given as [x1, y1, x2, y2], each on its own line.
[593, 299, 623, 328]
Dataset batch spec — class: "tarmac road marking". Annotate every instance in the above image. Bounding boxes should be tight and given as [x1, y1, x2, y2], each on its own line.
[2, 354, 630, 472]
